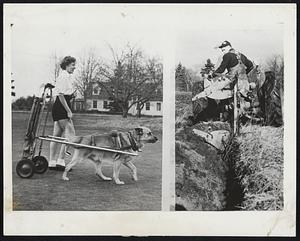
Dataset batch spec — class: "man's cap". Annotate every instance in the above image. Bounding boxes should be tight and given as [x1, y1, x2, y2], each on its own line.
[218, 40, 231, 48]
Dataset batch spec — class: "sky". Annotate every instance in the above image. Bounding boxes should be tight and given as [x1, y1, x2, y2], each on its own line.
[5, 4, 288, 99]
[6, 5, 166, 99]
[176, 28, 283, 71]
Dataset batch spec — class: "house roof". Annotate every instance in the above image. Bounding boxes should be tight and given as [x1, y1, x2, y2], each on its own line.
[85, 81, 163, 101]
[148, 86, 163, 101]
[86, 81, 113, 100]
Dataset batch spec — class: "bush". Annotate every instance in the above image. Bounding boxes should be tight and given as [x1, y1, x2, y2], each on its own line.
[12, 96, 35, 110]
[175, 91, 192, 118]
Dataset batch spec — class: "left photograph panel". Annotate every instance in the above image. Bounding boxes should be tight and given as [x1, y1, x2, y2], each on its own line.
[9, 5, 163, 211]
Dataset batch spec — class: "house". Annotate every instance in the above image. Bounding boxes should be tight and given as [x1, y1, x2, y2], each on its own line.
[84, 82, 114, 112]
[128, 87, 163, 117]
[74, 81, 163, 116]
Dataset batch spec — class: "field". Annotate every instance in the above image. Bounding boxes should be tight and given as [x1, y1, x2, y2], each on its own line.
[12, 112, 162, 211]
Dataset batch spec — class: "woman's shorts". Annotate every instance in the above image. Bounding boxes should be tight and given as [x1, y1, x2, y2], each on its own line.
[52, 95, 73, 122]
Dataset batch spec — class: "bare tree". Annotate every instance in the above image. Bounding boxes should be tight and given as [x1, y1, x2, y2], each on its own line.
[175, 63, 196, 92]
[135, 58, 163, 117]
[50, 52, 62, 83]
[259, 54, 284, 126]
[96, 44, 163, 118]
[73, 49, 102, 107]
[266, 54, 284, 82]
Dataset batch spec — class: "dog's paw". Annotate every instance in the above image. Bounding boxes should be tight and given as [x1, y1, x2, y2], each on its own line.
[62, 176, 69, 181]
[132, 175, 138, 181]
[115, 180, 125, 185]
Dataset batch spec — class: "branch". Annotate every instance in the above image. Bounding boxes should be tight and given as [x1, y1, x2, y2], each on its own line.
[96, 81, 116, 101]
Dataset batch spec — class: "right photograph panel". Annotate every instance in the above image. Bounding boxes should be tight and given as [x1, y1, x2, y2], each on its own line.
[175, 28, 284, 211]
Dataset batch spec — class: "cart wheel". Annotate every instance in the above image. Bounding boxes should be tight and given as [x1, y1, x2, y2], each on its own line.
[32, 156, 48, 174]
[16, 159, 35, 178]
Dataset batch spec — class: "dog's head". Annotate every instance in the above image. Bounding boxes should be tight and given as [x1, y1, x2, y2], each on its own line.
[134, 126, 158, 144]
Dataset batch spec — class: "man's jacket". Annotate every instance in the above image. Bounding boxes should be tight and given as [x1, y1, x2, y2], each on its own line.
[213, 48, 253, 77]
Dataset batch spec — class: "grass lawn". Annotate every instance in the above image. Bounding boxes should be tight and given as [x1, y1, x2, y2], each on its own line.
[12, 112, 162, 211]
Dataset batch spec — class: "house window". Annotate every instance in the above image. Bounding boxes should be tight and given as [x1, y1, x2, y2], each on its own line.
[156, 102, 161, 111]
[103, 100, 108, 109]
[145, 102, 150, 111]
[93, 87, 99, 95]
[93, 100, 97, 108]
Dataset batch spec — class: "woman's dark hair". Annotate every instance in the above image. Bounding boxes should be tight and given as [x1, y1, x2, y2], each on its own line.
[60, 56, 76, 70]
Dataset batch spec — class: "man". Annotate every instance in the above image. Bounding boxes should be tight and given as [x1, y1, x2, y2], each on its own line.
[212, 40, 253, 99]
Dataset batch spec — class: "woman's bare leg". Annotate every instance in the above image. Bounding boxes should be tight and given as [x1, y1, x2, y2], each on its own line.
[57, 119, 76, 166]
[49, 121, 63, 167]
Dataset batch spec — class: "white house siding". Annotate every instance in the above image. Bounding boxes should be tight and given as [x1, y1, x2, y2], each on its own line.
[86, 99, 112, 112]
[128, 101, 163, 116]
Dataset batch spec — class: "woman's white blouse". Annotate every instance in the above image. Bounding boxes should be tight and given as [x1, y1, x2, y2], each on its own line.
[53, 70, 75, 96]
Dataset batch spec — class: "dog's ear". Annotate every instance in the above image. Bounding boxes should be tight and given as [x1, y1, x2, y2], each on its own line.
[135, 127, 143, 135]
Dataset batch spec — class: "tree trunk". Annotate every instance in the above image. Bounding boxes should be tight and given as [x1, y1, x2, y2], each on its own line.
[83, 92, 87, 111]
[122, 102, 129, 118]
[136, 102, 144, 118]
[137, 107, 142, 118]
[122, 108, 128, 118]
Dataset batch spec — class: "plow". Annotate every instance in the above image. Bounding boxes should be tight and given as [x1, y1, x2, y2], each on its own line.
[189, 62, 284, 152]
[190, 71, 265, 151]
[192, 73, 259, 135]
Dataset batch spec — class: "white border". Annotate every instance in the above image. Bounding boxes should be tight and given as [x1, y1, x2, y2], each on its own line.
[3, 4, 296, 236]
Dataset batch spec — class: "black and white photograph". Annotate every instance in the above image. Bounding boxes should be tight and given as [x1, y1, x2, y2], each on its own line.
[3, 3, 296, 237]
[175, 28, 285, 210]
[8, 5, 163, 211]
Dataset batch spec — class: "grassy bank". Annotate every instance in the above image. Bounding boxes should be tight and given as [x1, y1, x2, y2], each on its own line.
[235, 125, 284, 210]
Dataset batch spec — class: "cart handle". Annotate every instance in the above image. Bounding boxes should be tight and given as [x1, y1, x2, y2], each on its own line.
[38, 136, 138, 156]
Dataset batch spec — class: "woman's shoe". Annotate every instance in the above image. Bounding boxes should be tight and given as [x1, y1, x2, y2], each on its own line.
[55, 164, 66, 171]
[48, 160, 57, 170]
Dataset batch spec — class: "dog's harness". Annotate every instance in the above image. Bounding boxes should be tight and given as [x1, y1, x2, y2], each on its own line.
[88, 131, 141, 153]
[90, 135, 96, 147]
[128, 131, 140, 152]
[89, 134, 123, 150]
[91, 132, 140, 152]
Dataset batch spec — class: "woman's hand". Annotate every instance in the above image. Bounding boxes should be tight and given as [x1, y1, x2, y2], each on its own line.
[67, 110, 73, 119]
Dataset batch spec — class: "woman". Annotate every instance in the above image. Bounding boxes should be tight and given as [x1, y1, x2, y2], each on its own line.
[49, 56, 76, 171]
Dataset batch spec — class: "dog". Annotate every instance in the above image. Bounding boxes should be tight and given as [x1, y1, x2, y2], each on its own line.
[62, 126, 158, 184]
